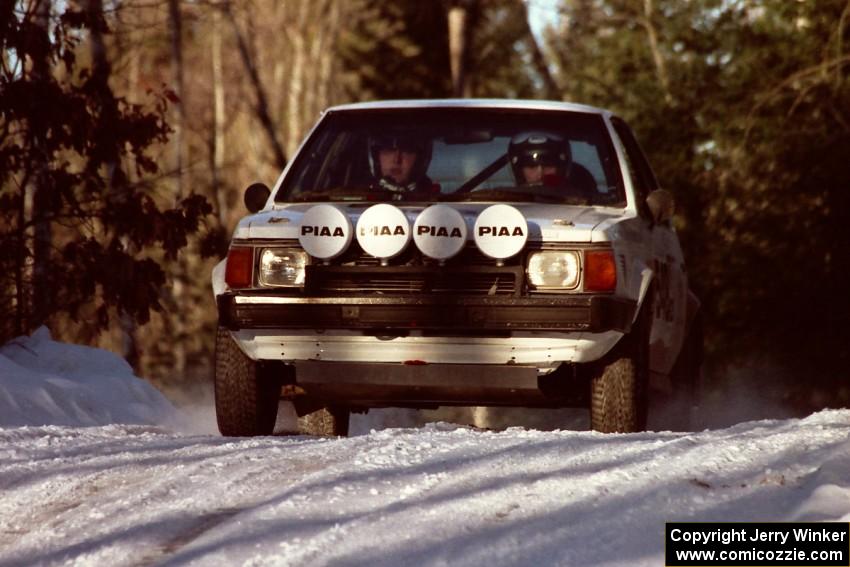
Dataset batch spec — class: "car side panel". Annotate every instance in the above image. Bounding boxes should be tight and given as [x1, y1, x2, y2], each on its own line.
[649, 221, 688, 374]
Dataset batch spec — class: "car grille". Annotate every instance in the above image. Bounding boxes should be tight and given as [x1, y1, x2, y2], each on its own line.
[334, 243, 519, 268]
[306, 268, 520, 296]
[297, 242, 521, 296]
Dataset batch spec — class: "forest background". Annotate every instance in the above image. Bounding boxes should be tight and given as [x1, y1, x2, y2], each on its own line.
[2, 0, 849, 418]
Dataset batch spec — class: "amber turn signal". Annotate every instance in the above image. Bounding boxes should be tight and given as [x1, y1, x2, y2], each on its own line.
[225, 247, 254, 289]
[584, 249, 616, 291]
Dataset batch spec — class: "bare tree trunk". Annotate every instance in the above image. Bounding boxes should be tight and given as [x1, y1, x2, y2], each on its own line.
[641, 0, 673, 105]
[223, 2, 287, 170]
[830, 0, 850, 86]
[113, 1, 145, 371]
[448, 4, 469, 97]
[316, 0, 340, 113]
[305, 0, 330, 127]
[86, 0, 141, 370]
[29, 0, 53, 332]
[127, 34, 140, 104]
[168, 0, 186, 200]
[271, 1, 290, 125]
[15, 169, 31, 337]
[211, 6, 229, 227]
[168, 0, 187, 377]
[285, 0, 310, 158]
[519, 0, 563, 100]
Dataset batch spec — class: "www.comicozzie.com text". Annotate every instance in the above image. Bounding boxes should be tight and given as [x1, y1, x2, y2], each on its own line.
[669, 527, 848, 546]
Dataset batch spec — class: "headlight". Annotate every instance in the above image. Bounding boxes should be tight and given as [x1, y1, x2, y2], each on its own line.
[258, 248, 308, 287]
[527, 251, 580, 289]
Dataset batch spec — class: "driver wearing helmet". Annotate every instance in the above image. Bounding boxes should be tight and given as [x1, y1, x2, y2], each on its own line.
[369, 133, 434, 194]
[508, 132, 596, 197]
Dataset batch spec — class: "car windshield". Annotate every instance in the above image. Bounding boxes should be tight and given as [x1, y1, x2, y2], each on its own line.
[277, 108, 626, 206]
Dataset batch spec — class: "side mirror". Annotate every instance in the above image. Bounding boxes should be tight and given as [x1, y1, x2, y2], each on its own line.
[646, 189, 675, 225]
[244, 183, 271, 213]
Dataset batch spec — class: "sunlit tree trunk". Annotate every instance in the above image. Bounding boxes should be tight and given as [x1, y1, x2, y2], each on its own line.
[448, 3, 469, 97]
[16, 168, 31, 337]
[519, 0, 562, 100]
[272, 2, 289, 151]
[211, 6, 228, 227]
[29, 0, 53, 332]
[305, 1, 327, 126]
[285, 0, 309, 157]
[168, 0, 187, 377]
[28, 0, 53, 330]
[641, 0, 673, 105]
[168, 0, 186, 201]
[320, 5, 338, 107]
[316, 1, 339, 115]
[223, 2, 287, 170]
[85, 0, 141, 370]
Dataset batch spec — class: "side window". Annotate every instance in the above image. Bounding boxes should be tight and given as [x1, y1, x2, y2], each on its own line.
[611, 117, 659, 204]
[570, 141, 605, 192]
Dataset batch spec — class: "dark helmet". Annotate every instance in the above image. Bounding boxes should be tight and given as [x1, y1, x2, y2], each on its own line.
[508, 131, 571, 184]
[368, 132, 433, 189]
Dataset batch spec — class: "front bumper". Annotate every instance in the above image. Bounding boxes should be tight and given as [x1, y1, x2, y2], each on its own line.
[231, 330, 623, 367]
[218, 293, 636, 334]
[292, 361, 587, 408]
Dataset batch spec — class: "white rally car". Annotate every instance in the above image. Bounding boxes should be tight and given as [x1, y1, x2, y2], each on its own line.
[212, 99, 702, 436]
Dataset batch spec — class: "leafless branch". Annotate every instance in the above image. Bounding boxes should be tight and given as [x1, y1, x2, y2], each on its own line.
[520, 0, 562, 100]
[745, 55, 850, 136]
[219, 0, 287, 170]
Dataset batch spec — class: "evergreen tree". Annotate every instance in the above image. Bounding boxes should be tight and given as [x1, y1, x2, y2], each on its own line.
[548, 0, 850, 404]
[339, 0, 538, 100]
[0, 2, 213, 344]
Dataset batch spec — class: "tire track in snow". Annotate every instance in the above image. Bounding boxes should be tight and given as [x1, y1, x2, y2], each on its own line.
[0, 426, 369, 567]
[133, 507, 244, 567]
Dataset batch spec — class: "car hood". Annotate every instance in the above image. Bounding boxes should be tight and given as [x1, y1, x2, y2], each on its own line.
[233, 203, 627, 243]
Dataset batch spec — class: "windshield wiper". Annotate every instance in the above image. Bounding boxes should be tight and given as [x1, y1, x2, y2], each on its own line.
[288, 187, 390, 202]
[447, 187, 587, 205]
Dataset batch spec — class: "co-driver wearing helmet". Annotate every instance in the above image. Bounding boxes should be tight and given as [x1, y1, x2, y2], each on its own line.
[508, 132, 596, 197]
[369, 133, 434, 194]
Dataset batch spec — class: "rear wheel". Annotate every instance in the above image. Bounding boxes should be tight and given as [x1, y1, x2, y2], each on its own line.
[590, 313, 649, 433]
[214, 326, 280, 436]
[297, 406, 350, 437]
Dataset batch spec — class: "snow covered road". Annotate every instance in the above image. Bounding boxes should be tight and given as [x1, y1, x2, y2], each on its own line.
[1, 411, 849, 567]
[2, 329, 849, 566]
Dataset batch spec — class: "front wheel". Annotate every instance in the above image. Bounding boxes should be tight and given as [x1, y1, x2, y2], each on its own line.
[214, 326, 280, 436]
[590, 317, 649, 433]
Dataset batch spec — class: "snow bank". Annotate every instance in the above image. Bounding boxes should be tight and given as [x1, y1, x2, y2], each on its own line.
[0, 327, 180, 428]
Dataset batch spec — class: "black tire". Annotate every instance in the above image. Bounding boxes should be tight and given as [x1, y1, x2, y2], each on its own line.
[214, 326, 280, 436]
[590, 314, 649, 433]
[297, 406, 350, 437]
